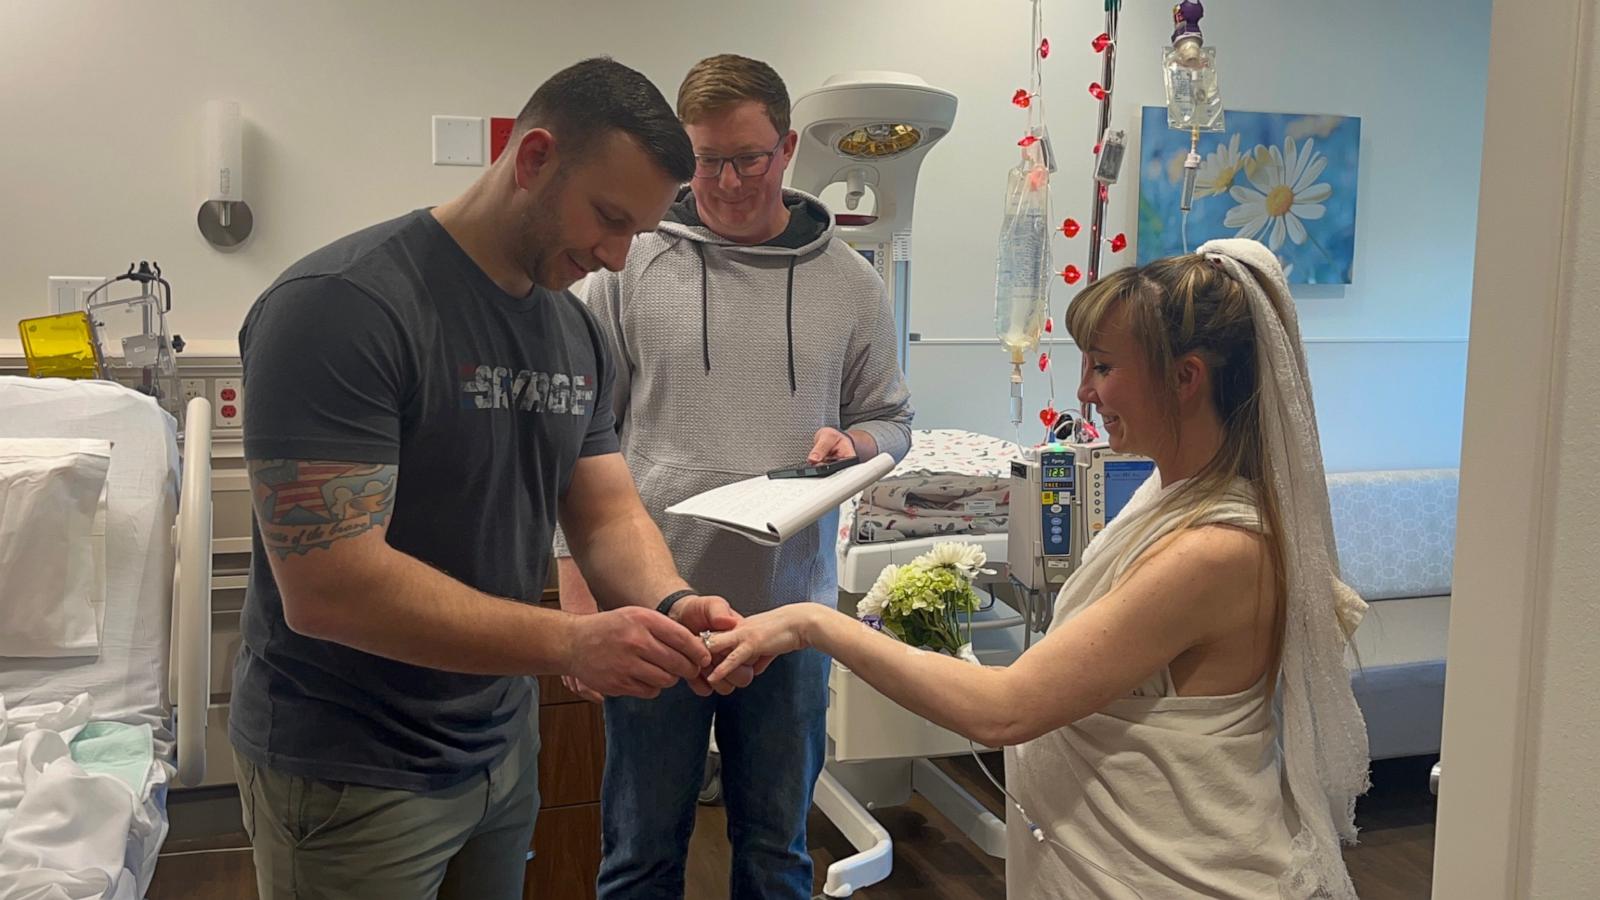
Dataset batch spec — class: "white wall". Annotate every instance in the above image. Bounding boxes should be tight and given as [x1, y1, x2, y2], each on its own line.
[1530, 30, 1600, 886]
[0, 0, 1487, 470]
[1433, 0, 1600, 896]
[1528, 104, 1600, 893]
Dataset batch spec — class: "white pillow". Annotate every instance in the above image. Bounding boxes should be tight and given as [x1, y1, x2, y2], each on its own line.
[0, 439, 111, 658]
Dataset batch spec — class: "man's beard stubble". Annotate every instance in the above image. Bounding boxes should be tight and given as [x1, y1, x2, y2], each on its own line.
[516, 173, 566, 291]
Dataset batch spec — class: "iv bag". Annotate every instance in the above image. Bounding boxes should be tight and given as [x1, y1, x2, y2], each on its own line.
[1094, 128, 1127, 184]
[1164, 43, 1224, 132]
[993, 144, 1053, 356]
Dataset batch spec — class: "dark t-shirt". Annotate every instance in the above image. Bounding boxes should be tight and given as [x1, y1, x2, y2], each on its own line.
[229, 209, 619, 791]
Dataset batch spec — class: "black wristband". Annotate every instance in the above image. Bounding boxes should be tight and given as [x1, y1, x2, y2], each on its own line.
[656, 589, 697, 617]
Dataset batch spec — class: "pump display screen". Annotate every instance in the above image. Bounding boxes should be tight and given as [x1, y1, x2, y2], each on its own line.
[1039, 450, 1074, 555]
[1103, 459, 1155, 522]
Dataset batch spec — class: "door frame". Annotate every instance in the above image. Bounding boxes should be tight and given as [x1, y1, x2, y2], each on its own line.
[1432, 0, 1588, 896]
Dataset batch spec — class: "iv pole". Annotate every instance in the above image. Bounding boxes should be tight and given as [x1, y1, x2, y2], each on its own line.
[1068, 0, 1122, 444]
[1086, 0, 1122, 285]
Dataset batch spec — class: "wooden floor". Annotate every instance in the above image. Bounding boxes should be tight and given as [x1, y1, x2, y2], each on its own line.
[149, 754, 1437, 899]
[146, 835, 256, 900]
[1341, 755, 1440, 900]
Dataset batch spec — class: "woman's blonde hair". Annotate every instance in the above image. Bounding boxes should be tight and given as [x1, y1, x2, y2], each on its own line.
[1066, 254, 1288, 680]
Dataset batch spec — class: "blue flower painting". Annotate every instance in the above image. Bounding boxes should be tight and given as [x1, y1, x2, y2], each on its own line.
[1136, 107, 1360, 283]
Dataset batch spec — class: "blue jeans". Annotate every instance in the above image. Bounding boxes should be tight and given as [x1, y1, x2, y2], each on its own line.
[596, 647, 829, 900]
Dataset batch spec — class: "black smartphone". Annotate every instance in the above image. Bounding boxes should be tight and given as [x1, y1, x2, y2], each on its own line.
[766, 457, 860, 479]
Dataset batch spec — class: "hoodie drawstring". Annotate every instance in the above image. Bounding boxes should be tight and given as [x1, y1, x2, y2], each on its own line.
[695, 242, 711, 375]
[697, 245, 800, 395]
[785, 256, 797, 394]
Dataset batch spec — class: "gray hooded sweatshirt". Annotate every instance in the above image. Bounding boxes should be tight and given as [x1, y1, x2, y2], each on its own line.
[558, 189, 913, 614]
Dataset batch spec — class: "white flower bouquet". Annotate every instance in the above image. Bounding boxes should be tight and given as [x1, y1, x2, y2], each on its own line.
[856, 542, 989, 662]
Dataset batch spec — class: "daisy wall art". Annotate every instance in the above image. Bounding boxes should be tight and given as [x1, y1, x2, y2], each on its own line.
[1136, 106, 1361, 284]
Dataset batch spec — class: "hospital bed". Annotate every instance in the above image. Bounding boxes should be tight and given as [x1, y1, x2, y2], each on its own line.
[0, 376, 212, 900]
[817, 429, 1026, 896]
[835, 429, 1020, 616]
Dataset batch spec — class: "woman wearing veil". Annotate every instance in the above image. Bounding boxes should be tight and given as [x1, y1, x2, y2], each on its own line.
[704, 239, 1371, 898]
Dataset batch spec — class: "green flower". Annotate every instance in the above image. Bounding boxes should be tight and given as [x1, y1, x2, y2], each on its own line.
[868, 542, 985, 657]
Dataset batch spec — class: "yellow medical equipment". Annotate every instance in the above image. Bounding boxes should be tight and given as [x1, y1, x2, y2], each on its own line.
[18, 311, 104, 380]
[16, 262, 186, 418]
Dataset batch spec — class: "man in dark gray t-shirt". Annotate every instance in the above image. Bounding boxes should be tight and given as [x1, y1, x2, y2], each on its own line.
[229, 58, 757, 900]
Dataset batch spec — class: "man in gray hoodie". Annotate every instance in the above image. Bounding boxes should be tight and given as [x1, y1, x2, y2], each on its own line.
[554, 55, 914, 899]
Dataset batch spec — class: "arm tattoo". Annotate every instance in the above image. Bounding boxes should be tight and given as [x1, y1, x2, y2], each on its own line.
[248, 459, 398, 559]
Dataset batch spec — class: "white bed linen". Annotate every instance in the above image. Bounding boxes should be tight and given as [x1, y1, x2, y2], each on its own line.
[839, 429, 1021, 545]
[0, 439, 112, 658]
[0, 693, 167, 900]
[0, 378, 178, 757]
[0, 378, 180, 897]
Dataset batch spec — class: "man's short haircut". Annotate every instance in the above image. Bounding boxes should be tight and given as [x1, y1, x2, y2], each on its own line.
[677, 54, 791, 136]
[514, 57, 694, 182]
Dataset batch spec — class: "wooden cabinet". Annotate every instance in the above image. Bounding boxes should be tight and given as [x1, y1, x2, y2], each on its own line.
[525, 594, 606, 900]
[527, 803, 604, 899]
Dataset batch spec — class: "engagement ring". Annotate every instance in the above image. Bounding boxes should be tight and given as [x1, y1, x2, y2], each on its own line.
[701, 630, 715, 651]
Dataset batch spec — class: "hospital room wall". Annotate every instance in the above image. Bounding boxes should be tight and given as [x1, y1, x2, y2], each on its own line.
[903, 0, 1488, 471]
[0, 0, 1486, 471]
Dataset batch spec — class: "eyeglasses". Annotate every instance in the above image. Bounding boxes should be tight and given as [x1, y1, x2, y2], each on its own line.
[692, 137, 784, 180]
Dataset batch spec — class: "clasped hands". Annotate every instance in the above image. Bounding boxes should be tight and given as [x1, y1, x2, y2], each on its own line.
[560, 594, 774, 704]
[561, 428, 855, 703]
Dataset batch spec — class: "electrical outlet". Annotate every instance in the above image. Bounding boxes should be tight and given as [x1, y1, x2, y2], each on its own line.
[213, 377, 243, 430]
[180, 378, 207, 406]
[48, 276, 104, 315]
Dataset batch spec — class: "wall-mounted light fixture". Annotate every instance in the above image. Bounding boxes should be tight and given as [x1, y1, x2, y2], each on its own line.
[197, 99, 253, 248]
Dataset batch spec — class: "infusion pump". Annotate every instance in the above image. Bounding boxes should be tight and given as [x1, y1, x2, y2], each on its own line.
[1007, 442, 1156, 592]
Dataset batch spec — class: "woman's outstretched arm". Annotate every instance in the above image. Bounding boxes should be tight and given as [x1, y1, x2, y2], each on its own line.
[706, 525, 1270, 746]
